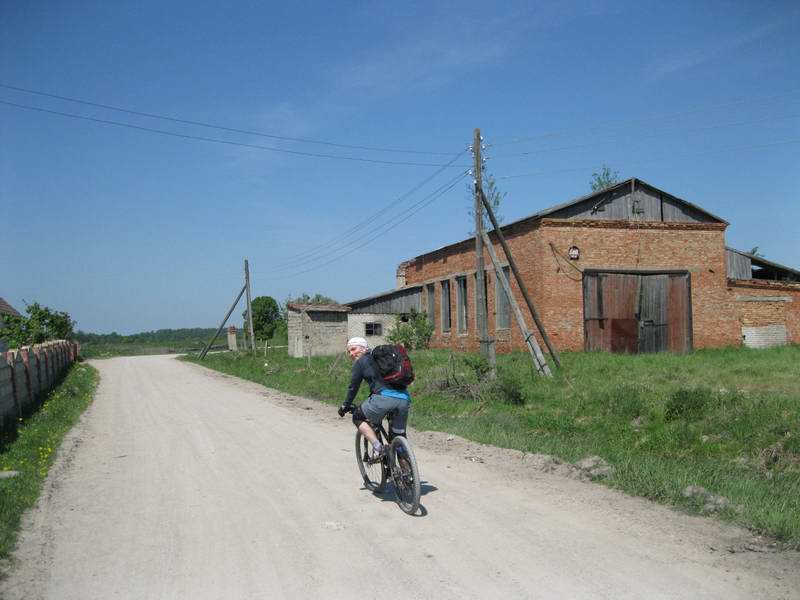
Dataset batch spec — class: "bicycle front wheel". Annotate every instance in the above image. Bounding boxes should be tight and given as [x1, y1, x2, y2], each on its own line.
[390, 436, 421, 515]
[355, 431, 386, 493]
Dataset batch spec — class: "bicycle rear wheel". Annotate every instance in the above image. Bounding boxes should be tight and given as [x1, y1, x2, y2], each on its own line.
[355, 431, 386, 493]
[390, 436, 421, 515]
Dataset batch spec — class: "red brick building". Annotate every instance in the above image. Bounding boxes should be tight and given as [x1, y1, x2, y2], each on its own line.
[354, 178, 800, 354]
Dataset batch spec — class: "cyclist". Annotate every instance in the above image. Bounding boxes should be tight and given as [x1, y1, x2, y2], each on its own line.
[337, 336, 410, 458]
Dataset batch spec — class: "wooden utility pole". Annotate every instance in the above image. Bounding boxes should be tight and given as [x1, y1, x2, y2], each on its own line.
[473, 128, 496, 376]
[480, 189, 562, 368]
[482, 231, 551, 375]
[244, 259, 256, 352]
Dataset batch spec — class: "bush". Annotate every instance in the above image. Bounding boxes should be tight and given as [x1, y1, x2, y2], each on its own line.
[604, 384, 647, 420]
[0, 302, 74, 348]
[463, 354, 491, 382]
[493, 369, 526, 405]
[664, 387, 712, 421]
[782, 431, 800, 455]
[387, 309, 434, 350]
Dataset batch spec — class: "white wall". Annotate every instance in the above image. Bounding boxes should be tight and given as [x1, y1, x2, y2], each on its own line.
[348, 313, 397, 347]
[288, 310, 349, 357]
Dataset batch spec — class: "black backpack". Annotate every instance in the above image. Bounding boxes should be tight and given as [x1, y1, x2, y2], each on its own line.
[371, 344, 415, 387]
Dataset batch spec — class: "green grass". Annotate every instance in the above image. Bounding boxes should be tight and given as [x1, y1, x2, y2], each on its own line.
[79, 341, 222, 359]
[79, 337, 278, 358]
[0, 363, 99, 560]
[184, 345, 800, 546]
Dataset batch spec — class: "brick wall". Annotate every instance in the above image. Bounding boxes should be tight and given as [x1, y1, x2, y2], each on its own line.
[288, 311, 302, 357]
[288, 310, 349, 357]
[728, 280, 800, 347]
[539, 220, 735, 351]
[348, 313, 396, 347]
[739, 301, 786, 327]
[404, 219, 739, 353]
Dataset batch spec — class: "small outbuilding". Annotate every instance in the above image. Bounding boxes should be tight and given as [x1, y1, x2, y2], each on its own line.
[287, 303, 351, 358]
[346, 286, 423, 346]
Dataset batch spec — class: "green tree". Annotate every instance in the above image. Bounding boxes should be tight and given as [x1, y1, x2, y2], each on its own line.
[590, 165, 620, 192]
[387, 309, 434, 350]
[242, 296, 281, 339]
[286, 293, 338, 306]
[271, 319, 288, 344]
[0, 302, 75, 348]
[468, 168, 505, 235]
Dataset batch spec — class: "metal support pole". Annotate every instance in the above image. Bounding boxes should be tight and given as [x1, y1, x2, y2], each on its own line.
[480, 189, 562, 368]
[199, 284, 247, 360]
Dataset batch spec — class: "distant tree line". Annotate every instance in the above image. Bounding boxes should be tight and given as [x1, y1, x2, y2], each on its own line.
[71, 292, 338, 348]
[74, 328, 220, 346]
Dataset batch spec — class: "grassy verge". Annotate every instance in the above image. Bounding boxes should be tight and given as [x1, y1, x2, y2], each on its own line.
[79, 343, 227, 359]
[184, 346, 800, 546]
[0, 363, 99, 560]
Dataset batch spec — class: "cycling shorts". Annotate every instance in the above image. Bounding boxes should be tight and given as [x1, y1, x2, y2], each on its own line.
[361, 393, 410, 433]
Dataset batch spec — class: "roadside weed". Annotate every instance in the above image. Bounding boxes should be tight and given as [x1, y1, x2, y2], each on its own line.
[0, 364, 99, 560]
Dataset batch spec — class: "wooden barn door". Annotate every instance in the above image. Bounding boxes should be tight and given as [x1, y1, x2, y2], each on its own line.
[584, 272, 691, 353]
[637, 274, 669, 353]
[583, 273, 640, 353]
[665, 273, 692, 353]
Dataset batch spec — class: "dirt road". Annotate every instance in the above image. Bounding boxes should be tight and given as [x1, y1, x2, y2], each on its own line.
[2, 355, 797, 599]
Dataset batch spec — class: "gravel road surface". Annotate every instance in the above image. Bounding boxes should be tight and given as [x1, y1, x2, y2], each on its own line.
[2, 355, 797, 599]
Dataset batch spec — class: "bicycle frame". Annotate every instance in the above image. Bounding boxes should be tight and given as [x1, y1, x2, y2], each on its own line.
[347, 400, 420, 514]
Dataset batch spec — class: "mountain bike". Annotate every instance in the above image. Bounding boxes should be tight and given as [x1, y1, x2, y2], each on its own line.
[343, 404, 421, 515]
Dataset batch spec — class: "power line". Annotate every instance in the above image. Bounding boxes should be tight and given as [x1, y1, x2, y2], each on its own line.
[264, 169, 468, 275]
[488, 112, 800, 159]
[263, 150, 468, 271]
[0, 100, 469, 168]
[495, 137, 800, 180]
[489, 89, 800, 147]
[269, 172, 468, 279]
[0, 82, 453, 156]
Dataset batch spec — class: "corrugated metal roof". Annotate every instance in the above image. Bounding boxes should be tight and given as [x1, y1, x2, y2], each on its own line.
[346, 285, 423, 308]
[407, 178, 728, 262]
[726, 247, 800, 279]
[0, 297, 21, 317]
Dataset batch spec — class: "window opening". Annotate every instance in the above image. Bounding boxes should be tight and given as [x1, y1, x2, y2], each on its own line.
[426, 284, 436, 329]
[441, 280, 451, 332]
[456, 276, 468, 333]
[364, 322, 383, 336]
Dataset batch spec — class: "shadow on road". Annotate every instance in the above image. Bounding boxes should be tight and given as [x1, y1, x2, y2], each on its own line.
[361, 480, 437, 517]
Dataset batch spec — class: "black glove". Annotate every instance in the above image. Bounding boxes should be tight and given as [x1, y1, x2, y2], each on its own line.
[338, 404, 350, 418]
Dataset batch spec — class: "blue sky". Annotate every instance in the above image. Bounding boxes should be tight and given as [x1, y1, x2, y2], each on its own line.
[2, 1, 799, 334]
